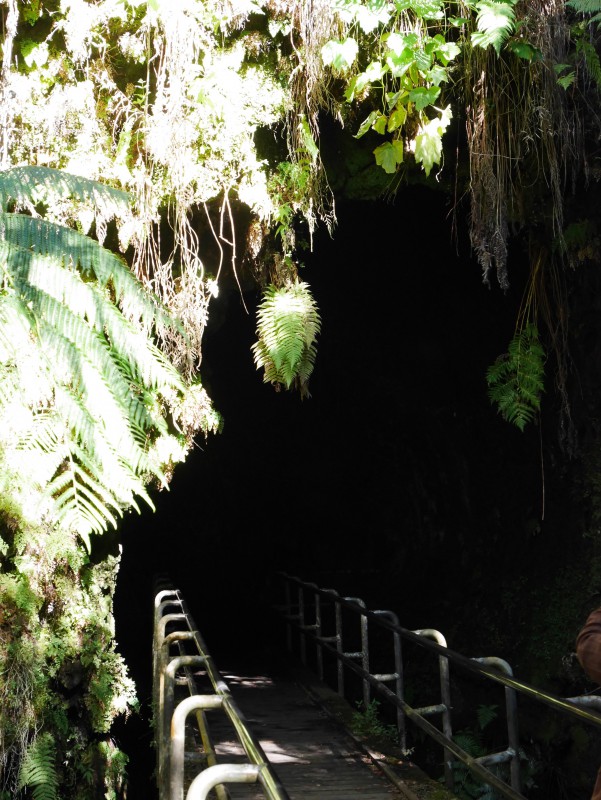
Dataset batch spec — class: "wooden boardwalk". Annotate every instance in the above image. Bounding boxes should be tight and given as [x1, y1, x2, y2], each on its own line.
[183, 651, 405, 799]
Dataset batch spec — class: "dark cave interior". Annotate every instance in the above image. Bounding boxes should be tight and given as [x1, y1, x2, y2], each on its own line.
[113, 187, 601, 798]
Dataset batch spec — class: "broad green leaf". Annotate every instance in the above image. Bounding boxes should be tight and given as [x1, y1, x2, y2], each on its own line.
[373, 140, 404, 173]
[386, 52, 414, 78]
[355, 111, 379, 138]
[321, 37, 359, 72]
[393, 0, 444, 19]
[373, 114, 388, 134]
[384, 31, 418, 57]
[387, 105, 407, 132]
[427, 64, 448, 85]
[414, 48, 433, 71]
[413, 105, 452, 176]
[22, 42, 49, 69]
[364, 60, 385, 81]
[356, 2, 391, 32]
[506, 39, 542, 60]
[436, 41, 461, 64]
[408, 85, 440, 110]
[386, 90, 409, 109]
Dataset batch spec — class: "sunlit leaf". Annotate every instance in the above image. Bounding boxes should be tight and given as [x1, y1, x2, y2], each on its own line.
[408, 85, 440, 110]
[413, 105, 452, 176]
[321, 37, 359, 72]
[373, 140, 404, 173]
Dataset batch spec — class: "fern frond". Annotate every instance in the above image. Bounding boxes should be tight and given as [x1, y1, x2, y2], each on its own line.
[567, 0, 601, 13]
[0, 166, 190, 541]
[0, 214, 177, 333]
[18, 733, 59, 800]
[452, 731, 485, 758]
[486, 323, 545, 431]
[576, 35, 601, 84]
[0, 165, 130, 219]
[471, 0, 518, 55]
[476, 703, 499, 731]
[251, 280, 321, 396]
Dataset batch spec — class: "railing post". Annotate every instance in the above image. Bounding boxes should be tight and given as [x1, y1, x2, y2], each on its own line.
[170, 694, 223, 800]
[373, 610, 405, 750]
[313, 586, 323, 680]
[284, 577, 292, 653]
[298, 585, 306, 664]
[186, 764, 261, 800]
[162, 655, 206, 798]
[472, 657, 521, 796]
[414, 629, 453, 790]
[344, 597, 370, 708]
[321, 589, 344, 696]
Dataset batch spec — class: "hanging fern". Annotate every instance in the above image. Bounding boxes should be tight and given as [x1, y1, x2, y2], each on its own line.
[470, 0, 519, 55]
[18, 733, 59, 800]
[486, 323, 545, 431]
[251, 279, 321, 398]
[0, 167, 191, 546]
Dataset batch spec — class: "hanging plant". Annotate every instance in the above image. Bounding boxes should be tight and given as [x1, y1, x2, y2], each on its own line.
[486, 323, 546, 431]
[251, 279, 321, 398]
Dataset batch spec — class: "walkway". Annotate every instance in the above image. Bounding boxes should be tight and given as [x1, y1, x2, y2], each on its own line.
[180, 647, 455, 800]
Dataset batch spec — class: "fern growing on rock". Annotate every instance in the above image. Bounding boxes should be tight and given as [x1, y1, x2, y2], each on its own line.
[251, 279, 321, 398]
[18, 733, 58, 800]
[486, 323, 545, 431]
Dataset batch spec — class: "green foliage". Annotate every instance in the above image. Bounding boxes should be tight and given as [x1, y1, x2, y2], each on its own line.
[486, 324, 545, 431]
[0, 166, 193, 546]
[323, 0, 461, 178]
[251, 279, 321, 397]
[18, 733, 59, 800]
[469, 0, 518, 55]
[567, 0, 601, 24]
[351, 699, 397, 743]
[447, 705, 499, 799]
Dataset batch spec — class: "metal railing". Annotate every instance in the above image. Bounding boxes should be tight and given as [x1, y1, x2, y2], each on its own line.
[277, 572, 601, 800]
[153, 578, 291, 800]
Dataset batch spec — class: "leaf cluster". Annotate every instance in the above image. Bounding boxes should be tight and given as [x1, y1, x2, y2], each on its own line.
[486, 324, 545, 431]
[251, 279, 321, 397]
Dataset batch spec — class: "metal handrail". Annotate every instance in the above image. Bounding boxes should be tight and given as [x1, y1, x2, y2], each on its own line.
[277, 572, 601, 800]
[153, 579, 291, 800]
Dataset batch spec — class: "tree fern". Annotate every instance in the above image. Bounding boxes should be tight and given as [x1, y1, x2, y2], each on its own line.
[18, 733, 59, 800]
[0, 166, 191, 543]
[486, 323, 545, 431]
[251, 280, 321, 398]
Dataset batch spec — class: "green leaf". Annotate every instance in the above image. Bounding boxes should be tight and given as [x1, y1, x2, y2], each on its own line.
[413, 105, 452, 176]
[435, 41, 461, 64]
[373, 140, 404, 173]
[355, 2, 391, 32]
[506, 39, 541, 60]
[298, 117, 319, 162]
[408, 85, 440, 110]
[373, 114, 388, 134]
[387, 105, 407, 132]
[321, 37, 359, 72]
[355, 111, 379, 138]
